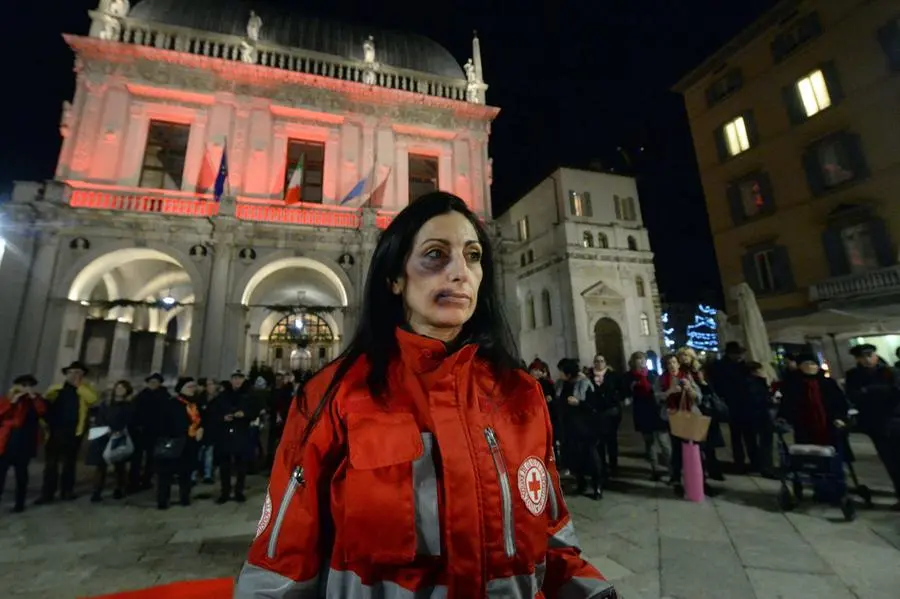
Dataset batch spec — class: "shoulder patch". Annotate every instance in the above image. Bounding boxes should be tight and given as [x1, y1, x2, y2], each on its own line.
[255, 490, 273, 539]
[517, 456, 549, 516]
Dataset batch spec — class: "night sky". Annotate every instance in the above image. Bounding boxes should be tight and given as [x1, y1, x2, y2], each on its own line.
[1, 0, 778, 303]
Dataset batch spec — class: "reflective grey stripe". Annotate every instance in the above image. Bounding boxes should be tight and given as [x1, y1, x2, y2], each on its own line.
[267, 466, 305, 559]
[486, 572, 539, 599]
[325, 569, 447, 599]
[547, 470, 559, 520]
[484, 427, 516, 558]
[549, 520, 581, 551]
[536, 561, 547, 591]
[233, 562, 319, 599]
[558, 576, 618, 599]
[412, 432, 441, 556]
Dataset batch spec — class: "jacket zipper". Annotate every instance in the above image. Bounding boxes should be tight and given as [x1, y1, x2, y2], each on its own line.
[267, 466, 305, 559]
[484, 427, 516, 558]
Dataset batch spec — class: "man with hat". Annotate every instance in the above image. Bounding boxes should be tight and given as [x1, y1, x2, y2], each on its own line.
[129, 372, 170, 492]
[0, 375, 47, 512]
[845, 343, 900, 510]
[37, 361, 98, 503]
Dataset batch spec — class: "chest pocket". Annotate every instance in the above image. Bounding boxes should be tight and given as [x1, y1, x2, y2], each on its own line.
[345, 412, 440, 563]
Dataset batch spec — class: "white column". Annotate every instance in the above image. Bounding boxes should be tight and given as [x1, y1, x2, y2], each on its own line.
[182, 111, 209, 192]
[107, 321, 133, 382]
[0, 229, 37, 387]
[151, 333, 166, 374]
[395, 141, 409, 208]
[323, 129, 340, 203]
[219, 304, 246, 375]
[438, 149, 453, 194]
[199, 245, 232, 377]
[179, 341, 190, 376]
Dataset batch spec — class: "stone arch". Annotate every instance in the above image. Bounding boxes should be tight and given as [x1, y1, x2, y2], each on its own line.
[59, 242, 205, 303]
[593, 317, 625, 372]
[233, 252, 352, 307]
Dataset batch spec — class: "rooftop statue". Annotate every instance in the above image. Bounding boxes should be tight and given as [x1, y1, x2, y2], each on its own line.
[106, 0, 129, 18]
[363, 35, 376, 65]
[247, 10, 262, 41]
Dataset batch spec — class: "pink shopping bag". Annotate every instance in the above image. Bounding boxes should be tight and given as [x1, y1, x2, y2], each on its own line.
[682, 441, 705, 503]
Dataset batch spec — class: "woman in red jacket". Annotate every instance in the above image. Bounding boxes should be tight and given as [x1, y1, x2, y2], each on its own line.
[0, 374, 47, 513]
[235, 192, 616, 599]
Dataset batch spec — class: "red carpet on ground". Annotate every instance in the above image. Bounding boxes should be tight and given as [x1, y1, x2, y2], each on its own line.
[82, 578, 234, 599]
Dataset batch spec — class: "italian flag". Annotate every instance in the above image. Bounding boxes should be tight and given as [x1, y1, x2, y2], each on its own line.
[284, 154, 305, 205]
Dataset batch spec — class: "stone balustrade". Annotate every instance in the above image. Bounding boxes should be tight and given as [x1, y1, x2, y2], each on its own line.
[64, 183, 396, 229]
[109, 16, 470, 102]
[809, 265, 900, 302]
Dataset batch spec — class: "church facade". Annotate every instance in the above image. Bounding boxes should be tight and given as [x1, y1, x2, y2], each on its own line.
[0, 0, 497, 388]
[496, 168, 663, 373]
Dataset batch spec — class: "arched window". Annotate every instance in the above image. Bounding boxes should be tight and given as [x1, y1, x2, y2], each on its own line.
[627, 235, 638, 251]
[640, 313, 650, 336]
[527, 249, 534, 263]
[582, 231, 594, 248]
[635, 276, 646, 297]
[525, 294, 536, 329]
[541, 289, 552, 327]
[597, 233, 609, 248]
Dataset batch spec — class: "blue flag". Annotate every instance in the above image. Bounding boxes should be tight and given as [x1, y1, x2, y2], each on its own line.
[213, 147, 229, 202]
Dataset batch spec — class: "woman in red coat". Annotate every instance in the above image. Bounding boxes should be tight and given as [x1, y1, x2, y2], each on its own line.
[0, 374, 47, 513]
[235, 192, 616, 598]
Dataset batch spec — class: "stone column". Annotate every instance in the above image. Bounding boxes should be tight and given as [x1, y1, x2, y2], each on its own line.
[56, 78, 88, 180]
[182, 111, 209, 193]
[107, 321, 133, 382]
[53, 302, 90, 378]
[323, 129, 341, 203]
[0, 227, 37, 387]
[186, 305, 205, 376]
[120, 102, 147, 187]
[438, 148, 453, 194]
[247, 334, 260, 371]
[395, 140, 409, 208]
[89, 83, 130, 182]
[269, 123, 288, 199]
[69, 80, 108, 180]
[151, 333, 166, 374]
[219, 304, 247, 375]
[179, 341, 190, 376]
[199, 242, 233, 377]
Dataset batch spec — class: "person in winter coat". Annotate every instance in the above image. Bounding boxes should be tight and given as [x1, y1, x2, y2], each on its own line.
[156, 377, 204, 510]
[556, 357, 603, 499]
[656, 354, 702, 497]
[588, 354, 623, 480]
[623, 352, 669, 480]
[129, 373, 169, 492]
[208, 370, 259, 504]
[37, 361, 98, 503]
[196, 377, 222, 484]
[265, 372, 294, 471]
[89, 380, 135, 502]
[710, 342, 758, 472]
[0, 375, 47, 513]
[677, 347, 726, 483]
[778, 354, 849, 446]
[234, 191, 616, 599]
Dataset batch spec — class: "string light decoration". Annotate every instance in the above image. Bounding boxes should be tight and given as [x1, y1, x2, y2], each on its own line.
[661, 312, 676, 349]
[686, 304, 719, 352]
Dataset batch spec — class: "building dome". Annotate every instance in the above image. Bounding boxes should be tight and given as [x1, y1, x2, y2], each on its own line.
[129, 0, 465, 79]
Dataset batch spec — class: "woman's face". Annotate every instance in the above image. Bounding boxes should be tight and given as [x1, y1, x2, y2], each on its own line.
[678, 353, 691, 366]
[799, 361, 819, 376]
[114, 383, 127, 398]
[206, 380, 218, 396]
[666, 357, 679, 374]
[181, 382, 197, 397]
[391, 211, 484, 342]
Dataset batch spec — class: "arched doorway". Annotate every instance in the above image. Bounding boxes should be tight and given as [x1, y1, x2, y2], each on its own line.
[594, 317, 625, 372]
[267, 312, 335, 373]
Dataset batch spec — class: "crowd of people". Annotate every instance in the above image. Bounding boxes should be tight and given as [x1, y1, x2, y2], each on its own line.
[0, 344, 898, 515]
[528, 341, 900, 509]
[0, 361, 306, 513]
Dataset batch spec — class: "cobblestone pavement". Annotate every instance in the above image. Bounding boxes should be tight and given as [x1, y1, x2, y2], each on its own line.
[1, 430, 898, 599]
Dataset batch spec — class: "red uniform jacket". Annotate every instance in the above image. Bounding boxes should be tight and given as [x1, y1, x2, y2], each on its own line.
[0, 393, 47, 456]
[235, 328, 614, 599]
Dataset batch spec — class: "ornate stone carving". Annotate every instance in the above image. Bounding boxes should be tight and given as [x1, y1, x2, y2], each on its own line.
[98, 16, 121, 41]
[240, 41, 257, 64]
[105, 0, 129, 17]
[246, 11, 262, 41]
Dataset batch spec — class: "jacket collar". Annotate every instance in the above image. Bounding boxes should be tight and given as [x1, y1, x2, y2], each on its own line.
[395, 326, 478, 376]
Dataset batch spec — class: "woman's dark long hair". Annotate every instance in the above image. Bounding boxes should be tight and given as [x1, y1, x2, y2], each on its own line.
[298, 191, 521, 446]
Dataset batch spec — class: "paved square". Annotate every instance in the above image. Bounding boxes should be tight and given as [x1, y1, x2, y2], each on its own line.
[2, 431, 898, 599]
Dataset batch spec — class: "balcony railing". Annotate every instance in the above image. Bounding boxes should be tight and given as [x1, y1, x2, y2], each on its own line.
[103, 15, 470, 103]
[809, 266, 900, 302]
[64, 184, 396, 230]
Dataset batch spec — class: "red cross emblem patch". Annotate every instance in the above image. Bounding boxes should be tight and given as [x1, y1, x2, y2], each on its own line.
[255, 490, 273, 539]
[517, 456, 549, 516]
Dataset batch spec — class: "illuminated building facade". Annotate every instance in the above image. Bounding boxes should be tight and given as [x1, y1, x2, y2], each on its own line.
[0, 0, 498, 387]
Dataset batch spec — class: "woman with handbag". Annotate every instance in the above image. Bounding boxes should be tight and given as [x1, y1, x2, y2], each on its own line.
[155, 377, 203, 510]
[0, 374, 47, 513]
[656, 354, 704, 497]
[676, 348, 726, 483]
[89, 380, 136, 502]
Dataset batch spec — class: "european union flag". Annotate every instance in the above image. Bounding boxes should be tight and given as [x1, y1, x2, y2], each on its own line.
[213, 146, 229, 202]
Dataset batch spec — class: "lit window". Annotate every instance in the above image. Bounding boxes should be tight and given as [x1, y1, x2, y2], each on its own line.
[285, 139, 325, 204]
[640, 313, 650, 336]
[723, 116, 750, 156]
[841, 224, 879, 273]
[797, 70, 831, 117]
[139, 121, 190, 190]
[636, 276, 646, 298]
[569, 190, 592, 217]
[517, 217, 530, 242]
[816, 140, 855, 188]
[409, 154, 438, 202]
[738, 178, 765, 218]
[582, 231, 594, 247]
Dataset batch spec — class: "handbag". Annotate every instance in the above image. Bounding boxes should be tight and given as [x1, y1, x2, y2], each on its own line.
[153, 436, 186, 460]
[668, 392, 711, 443]
[103, 431, 134, 464]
